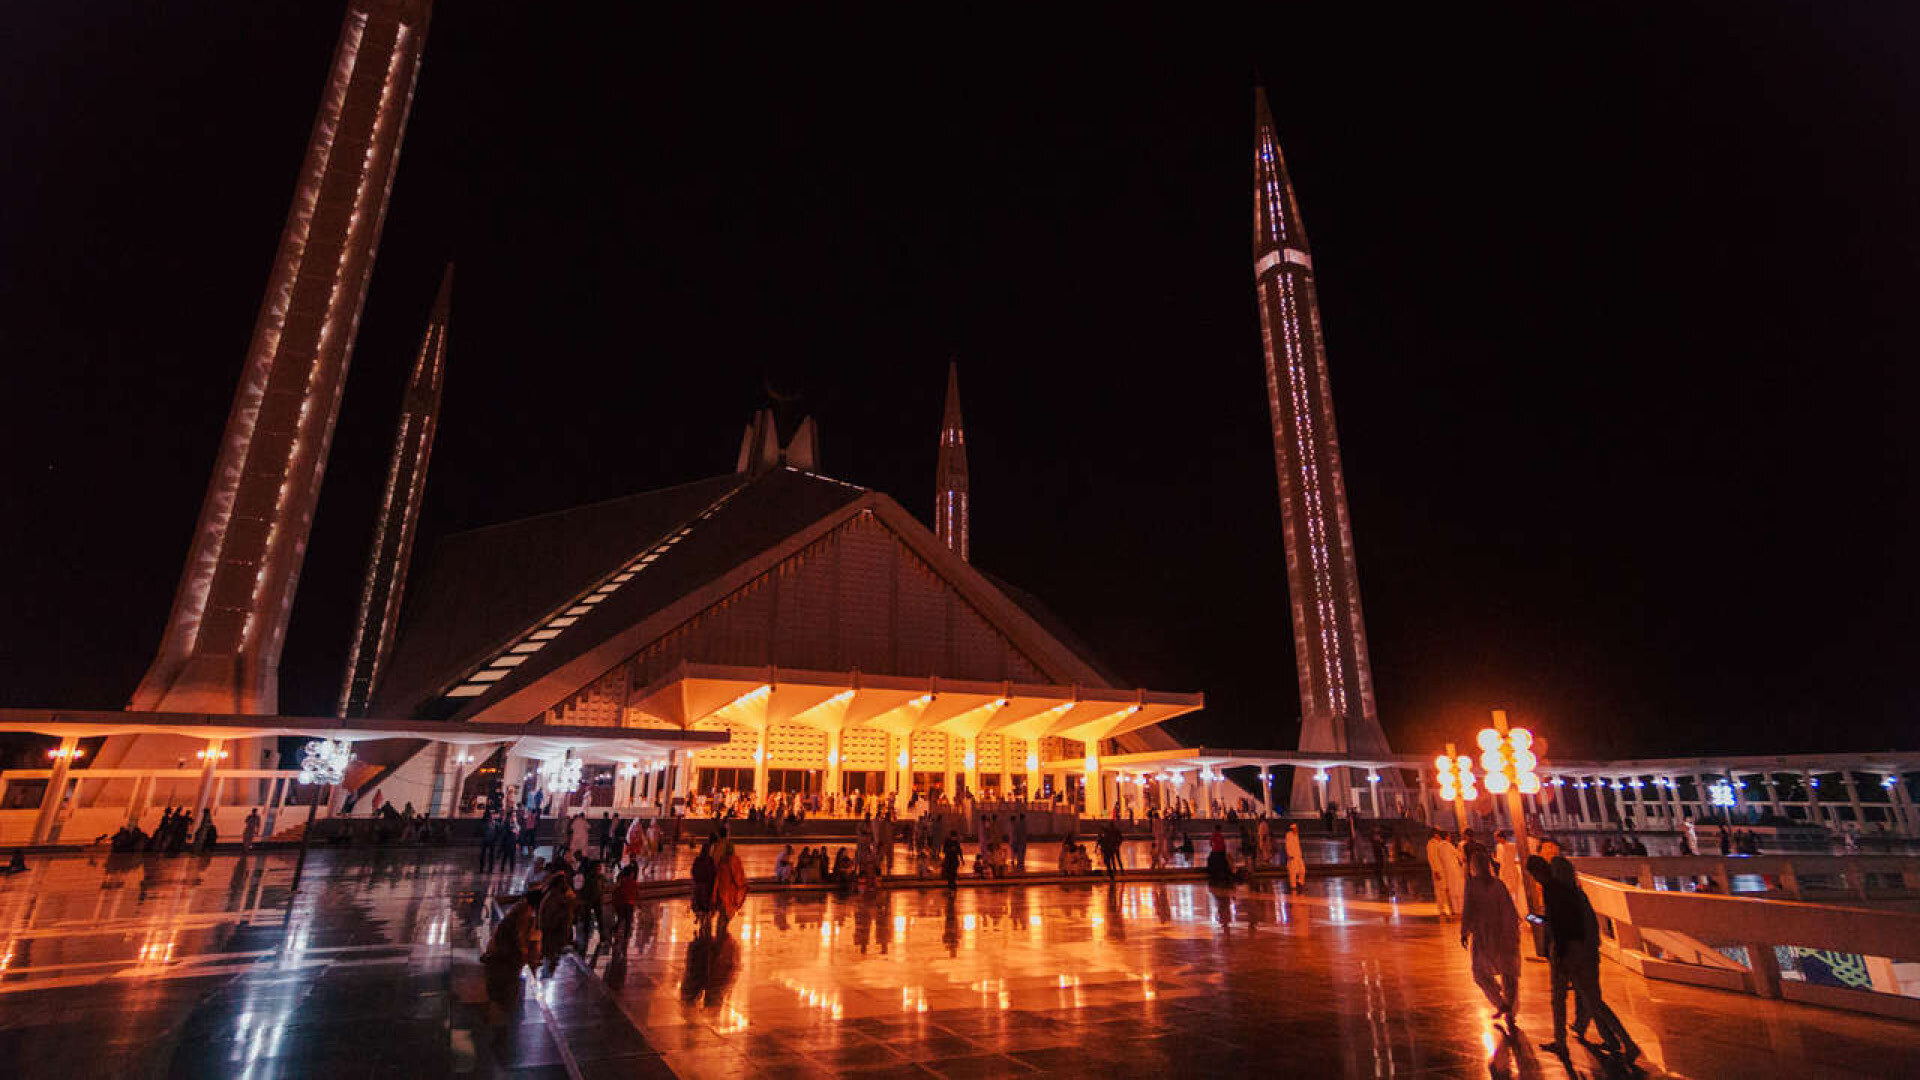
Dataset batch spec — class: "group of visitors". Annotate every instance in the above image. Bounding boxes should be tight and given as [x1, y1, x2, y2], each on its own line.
[772, 843, 877, 889]
[481, 816, 750, 1011]
[107, 806, 217, 855]
[1439, 826, 1640, 1067]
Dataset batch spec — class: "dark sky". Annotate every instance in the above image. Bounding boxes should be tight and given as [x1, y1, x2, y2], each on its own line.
[2, 4, 1915, 761]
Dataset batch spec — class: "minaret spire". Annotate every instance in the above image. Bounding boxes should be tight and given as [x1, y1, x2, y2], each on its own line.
[340, 263, 452, 718]
[935, 359, 971, 561]
[1251, 86, 1392, 809]
[130, 0, 434, 715]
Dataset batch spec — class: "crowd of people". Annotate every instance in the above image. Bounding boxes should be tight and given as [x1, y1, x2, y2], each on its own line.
[105, 806, 221, 855]
[1432, 826, 1642, 1068]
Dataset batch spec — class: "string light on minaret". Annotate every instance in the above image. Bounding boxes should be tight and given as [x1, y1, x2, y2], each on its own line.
[131, 0, 435, 715]
[1250, 85, 1395, 810]
[935, 359, 970, 561]
[339, 264, 453, 718]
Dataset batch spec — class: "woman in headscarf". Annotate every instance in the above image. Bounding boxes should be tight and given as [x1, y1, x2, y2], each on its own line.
[1460, 848, 1521, 1019]
[537, 872, 576, 976]
[713, 838, 749, 932]
[483, 883, 543, 1009]
[690, 839, 717, 926]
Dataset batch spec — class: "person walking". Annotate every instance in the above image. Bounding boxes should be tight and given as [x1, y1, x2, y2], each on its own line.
[600, 812, 622, 863]
[713, 839, 748, 932]
[241, 808, 261, 855]
[1098, 821, 1124, 881]
[567, 812, 591, 859]
[1284, 823, 1306, 889]
[480, 811, 498, 872]
[1532, 856, 1639, 1063]
[499, 813, 520, 871]
[690, 839, 718, 927]
[1010, 809, 1028, 871]
[537, 872, 576, 977]
[193, 809, 217, 854]
[1441, 833, 1468, 916]
[1427, 829, 1457, 917]
[1255, 817, 1272, 869]
[1150, 811, 1168, 870]
[941, 831, 963, 890]
[1460, 849, 1521, 1019]
[1495, 831, 1527, 920]
[577, 860, 608, 954]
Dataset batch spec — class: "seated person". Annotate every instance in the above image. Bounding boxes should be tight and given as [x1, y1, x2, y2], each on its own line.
[774, 844, 794, 884]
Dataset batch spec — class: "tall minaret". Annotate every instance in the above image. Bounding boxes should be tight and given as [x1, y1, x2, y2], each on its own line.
[339, 264, 451, 718]
[1251, 87, 1392, 808]
[130, 0, 433, 715]
[935, 359, 970, 561]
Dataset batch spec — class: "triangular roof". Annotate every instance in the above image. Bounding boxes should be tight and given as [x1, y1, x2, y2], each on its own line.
[372, 471, 758, 716]
[372, 467, 1175, 730]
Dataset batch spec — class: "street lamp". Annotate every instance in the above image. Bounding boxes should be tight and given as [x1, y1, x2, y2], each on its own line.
[1477, 709, 1538, 856]
[1434, 746, 1477, 830]
[292, 738, 352, 892]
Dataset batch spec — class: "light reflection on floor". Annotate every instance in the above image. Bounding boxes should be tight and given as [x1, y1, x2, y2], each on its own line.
[2, 849, 1918, 1078]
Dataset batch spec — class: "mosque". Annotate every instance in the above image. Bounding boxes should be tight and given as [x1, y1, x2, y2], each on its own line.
[2, 0, 1441, 847]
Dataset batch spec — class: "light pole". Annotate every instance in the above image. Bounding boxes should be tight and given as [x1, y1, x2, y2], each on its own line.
[292, 739, 351, 893]
[1434, 744, 1477, 831]
[1478, 709, 1540, 859]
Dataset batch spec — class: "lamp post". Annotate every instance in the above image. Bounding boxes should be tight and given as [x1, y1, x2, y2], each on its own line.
[292, 739, 351, 893]
[1434, 744, 1477, 831]
[1478, 709, 1540, 860]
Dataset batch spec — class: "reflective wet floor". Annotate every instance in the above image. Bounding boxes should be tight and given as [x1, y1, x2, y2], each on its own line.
[3, 848, 1917, 1077]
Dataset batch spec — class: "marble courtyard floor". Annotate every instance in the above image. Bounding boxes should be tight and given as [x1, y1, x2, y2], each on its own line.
[2, 849, 1917, 1077]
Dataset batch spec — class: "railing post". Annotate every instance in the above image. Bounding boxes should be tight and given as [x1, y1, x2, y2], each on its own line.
[1714, 863, 1733, 895]
[1779, 861, 1801, 900]
[1637, 861, 1656, 889]
[1747, 941, 1783, 999]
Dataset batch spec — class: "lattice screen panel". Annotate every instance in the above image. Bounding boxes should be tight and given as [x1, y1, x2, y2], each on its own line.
[977, 734, 1007, 772]
[911, 731, 953, 769]
[692, 722, 756, 767]
[767, 724, 827, 769]
[841, 728, 889, 770]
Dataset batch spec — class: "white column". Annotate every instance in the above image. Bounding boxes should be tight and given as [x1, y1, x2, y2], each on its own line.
[825, 727, 844, 799]
[672, 749, 691, 800]
[123, 773, 149, 827]
[1890, 776, 1916, 836]
[1023, 741, 1039, 800]
[943, 735, 958, 801]
[190, 739, 225, 821]
[1842, 771, 1865, 831]
[29, 737, 80, 844]
[898, 737, 914, 805]
[1260, 768, 1273, 816]
[753, 729, 770, 802]
[1082, 742, 1104, 818]
[963, 735, 979, 798]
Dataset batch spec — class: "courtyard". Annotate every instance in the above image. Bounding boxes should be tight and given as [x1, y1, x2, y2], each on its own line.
[2, 848, 1916, 1077]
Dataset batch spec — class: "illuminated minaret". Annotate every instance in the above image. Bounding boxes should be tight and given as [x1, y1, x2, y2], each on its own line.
[130, 0, 433, 715]
[1251, 87, 1393, 807]
[935, 359, 970, 561]
[339, 265, 451, 717]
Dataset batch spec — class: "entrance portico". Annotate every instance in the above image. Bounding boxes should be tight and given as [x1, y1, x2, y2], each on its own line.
[609, 662, 1203, 812]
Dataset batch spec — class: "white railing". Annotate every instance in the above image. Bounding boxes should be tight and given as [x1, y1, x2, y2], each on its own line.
[0, 768, 322, 846]
[1572, 856, 1920, 1022]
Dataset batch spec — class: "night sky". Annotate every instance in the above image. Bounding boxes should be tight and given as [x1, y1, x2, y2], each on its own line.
[2, 4, 1915, 762]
